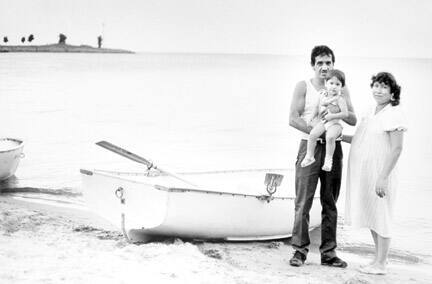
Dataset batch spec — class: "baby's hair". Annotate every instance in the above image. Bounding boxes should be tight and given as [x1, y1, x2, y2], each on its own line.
[325, 69, 345, 87]
[370, 72, 401, 106]
[310, 45, 335, 66]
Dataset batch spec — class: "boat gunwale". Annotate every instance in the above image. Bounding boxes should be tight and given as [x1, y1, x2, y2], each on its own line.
[80, 168, 316, 201]
[0, 138, 25, 153]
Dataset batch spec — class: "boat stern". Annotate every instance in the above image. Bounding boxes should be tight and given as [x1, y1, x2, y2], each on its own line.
[80, 169, 169, 238]
[0, 138, 25, 180]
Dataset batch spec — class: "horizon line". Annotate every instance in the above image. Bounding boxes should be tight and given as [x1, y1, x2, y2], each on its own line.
[131, 50, 432, 60]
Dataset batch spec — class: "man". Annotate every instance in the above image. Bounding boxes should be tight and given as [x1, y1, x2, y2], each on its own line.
[288, 45, 357, 267]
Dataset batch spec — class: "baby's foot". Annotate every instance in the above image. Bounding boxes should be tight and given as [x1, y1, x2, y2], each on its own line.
[301, 156, 315, 167]
[322, 157, 333, 171]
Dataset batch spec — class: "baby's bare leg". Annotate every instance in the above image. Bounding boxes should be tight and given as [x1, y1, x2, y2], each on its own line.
[325, 124, 342, 158]
[301, 122, 325, 167]
[307, 122, 325, 156]
[322, 124, 342, 171]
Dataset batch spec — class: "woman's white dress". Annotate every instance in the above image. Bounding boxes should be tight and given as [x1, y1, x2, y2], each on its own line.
[345, 104, 407, 237]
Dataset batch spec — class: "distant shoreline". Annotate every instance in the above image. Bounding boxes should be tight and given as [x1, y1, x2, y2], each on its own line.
[0, 43, 134, 54]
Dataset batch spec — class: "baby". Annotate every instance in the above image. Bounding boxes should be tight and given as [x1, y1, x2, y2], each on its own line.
[301, 69, 349, 171]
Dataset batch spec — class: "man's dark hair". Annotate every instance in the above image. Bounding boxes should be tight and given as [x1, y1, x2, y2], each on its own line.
[310, 45, 335, 66]
[370, 72, 401, 106]
[325, 69, 345, 87]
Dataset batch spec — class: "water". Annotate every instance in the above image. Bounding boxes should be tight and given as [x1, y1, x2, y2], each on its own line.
[0, 52, 431, 260]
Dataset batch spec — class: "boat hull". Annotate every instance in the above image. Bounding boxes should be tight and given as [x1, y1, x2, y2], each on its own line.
[80, 169, 321, 241]
[0, 138, 24, 181]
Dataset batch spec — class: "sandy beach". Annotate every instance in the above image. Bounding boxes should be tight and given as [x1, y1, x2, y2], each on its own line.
[1, 193, 431, 284]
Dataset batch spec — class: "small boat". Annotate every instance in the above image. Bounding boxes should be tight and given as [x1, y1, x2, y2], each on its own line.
[0, 138, 25, 181]
[80, 141, 321, 242]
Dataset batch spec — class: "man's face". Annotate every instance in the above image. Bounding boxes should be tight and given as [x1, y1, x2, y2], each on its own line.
[312, 55, 334, 79]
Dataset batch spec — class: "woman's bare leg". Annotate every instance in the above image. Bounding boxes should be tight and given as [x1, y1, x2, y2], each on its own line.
[370, 230, 378, 265]
[359, 230, 389, 275]
[361, 230, 378, 267]
[376, 234, 391, 269]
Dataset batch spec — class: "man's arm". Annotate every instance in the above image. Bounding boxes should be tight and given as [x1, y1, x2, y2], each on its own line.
[289, 81, 312, 134]
[341, 86, 357, 126]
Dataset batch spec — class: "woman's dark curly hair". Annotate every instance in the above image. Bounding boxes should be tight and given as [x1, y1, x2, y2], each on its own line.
[370, 72, 401, 106]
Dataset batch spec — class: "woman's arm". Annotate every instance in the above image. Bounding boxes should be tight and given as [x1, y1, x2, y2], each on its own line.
[341, 134, 353, 144]
[375, 131, 404, 197]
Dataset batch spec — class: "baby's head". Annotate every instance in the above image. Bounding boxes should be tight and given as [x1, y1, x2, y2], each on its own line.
[325, 69, 345, 95]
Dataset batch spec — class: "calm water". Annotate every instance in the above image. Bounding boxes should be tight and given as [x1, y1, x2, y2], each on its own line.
[0, 53, 431, 259]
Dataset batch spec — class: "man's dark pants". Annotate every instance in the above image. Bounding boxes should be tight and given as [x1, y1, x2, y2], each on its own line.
[291, 139, 343, 258]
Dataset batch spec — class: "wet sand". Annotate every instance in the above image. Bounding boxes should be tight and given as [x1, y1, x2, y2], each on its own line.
[1, 194, 431, 284]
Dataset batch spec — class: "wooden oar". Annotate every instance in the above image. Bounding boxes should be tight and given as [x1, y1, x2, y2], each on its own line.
[96, 141, 198, 188]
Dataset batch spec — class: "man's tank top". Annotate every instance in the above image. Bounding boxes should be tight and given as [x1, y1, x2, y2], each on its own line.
[300, 79, 321, 140]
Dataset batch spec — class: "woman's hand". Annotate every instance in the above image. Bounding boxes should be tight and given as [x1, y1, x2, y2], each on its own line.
[341, 134, 353, 144]
[375, 176, 389, 198]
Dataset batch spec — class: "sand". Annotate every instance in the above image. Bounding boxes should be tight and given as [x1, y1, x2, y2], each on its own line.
[1, 194, 431, 284]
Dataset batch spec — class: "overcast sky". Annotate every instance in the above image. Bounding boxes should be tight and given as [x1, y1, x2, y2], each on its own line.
[1, 0, 431, 57]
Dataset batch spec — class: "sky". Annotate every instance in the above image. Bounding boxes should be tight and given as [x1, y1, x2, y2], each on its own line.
[0, 0, 431, 58]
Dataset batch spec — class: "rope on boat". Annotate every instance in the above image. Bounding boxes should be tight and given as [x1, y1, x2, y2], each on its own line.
[121, 213, 132, 243]
[96, 168, 291, 177]
[115, 187, 132, 243]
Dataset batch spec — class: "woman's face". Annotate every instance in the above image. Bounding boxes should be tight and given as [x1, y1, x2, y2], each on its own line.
[372, 81, 393, 105]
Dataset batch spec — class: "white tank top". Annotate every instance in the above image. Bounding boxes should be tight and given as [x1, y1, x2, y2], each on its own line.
[300, 79, 321, 140]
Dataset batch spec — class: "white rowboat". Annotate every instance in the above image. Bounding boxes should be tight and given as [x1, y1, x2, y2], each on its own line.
[80, 168, 321, 242]
[0, 138, 25, 181]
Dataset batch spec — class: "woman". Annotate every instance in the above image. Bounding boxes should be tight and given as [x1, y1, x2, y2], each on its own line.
[344, 72, 406, 275]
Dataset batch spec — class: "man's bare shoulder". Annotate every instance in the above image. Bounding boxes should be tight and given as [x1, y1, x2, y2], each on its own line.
[295, 80, 307, 89]
[293, 80, 307, 97]
[337, 95, 347, 105]
[341, 85, 351, 97]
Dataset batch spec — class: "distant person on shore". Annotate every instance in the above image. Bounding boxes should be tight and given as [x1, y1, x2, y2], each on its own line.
[98, 36, 103, 48]
[344, 72, 406, 275]
[59, 34, 67, 44]
[300, 69, 349, 171]
[288, 45, 356, 268]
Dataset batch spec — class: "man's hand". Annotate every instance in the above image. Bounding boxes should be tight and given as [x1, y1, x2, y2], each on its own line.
[309, 117, 321, 128]
[317, 110, 328, 121]
[324, 113, 335, 121]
